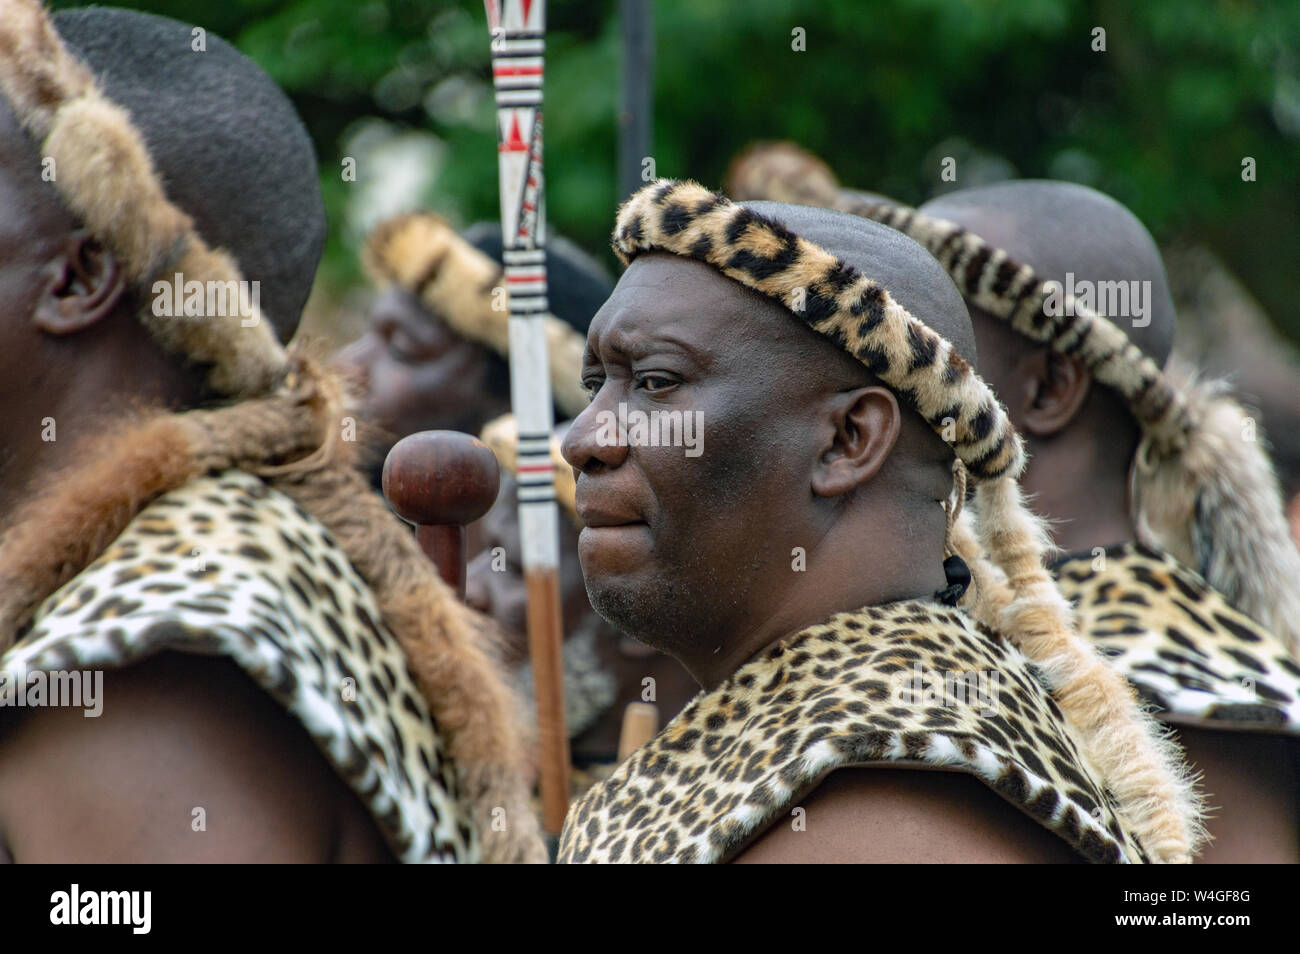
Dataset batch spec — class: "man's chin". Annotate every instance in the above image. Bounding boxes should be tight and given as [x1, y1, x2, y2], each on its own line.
[583, 570, 660, 640]
[577, 523, 652, 577]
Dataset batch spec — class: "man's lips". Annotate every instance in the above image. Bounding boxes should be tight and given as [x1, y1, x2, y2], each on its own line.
[575, 487, 651, 572]
[576, 505, 646, 529]
[574, 485, 647, 529]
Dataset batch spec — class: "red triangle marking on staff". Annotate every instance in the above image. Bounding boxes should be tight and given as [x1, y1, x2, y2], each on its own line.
[508, 113, 525, 147]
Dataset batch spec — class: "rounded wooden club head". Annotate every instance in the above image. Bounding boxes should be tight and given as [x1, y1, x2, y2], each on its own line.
[382, 431, 501, 527]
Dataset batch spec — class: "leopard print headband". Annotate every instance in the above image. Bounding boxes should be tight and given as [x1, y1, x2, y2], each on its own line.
[612, 179, 1024, 482]
[832, 196, 1194, 449]
[0, 0, 286, 397]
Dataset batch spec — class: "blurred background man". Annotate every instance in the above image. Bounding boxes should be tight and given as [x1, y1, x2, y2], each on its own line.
[335, 216, 610, 482]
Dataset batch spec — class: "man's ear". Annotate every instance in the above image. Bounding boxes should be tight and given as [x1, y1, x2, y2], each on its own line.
[1014, 347, 1091, 438]
[32, 231, 127, 335]
[811, 386, 900, 498]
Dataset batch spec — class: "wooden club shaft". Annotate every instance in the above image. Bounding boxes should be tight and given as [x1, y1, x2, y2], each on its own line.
[415, 524, 467, 597]
[525, 566, 571, 832]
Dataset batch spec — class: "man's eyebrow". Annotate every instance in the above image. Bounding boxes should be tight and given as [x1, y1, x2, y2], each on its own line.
[648, 332, 712, 363]
[604, 327, 715, 368]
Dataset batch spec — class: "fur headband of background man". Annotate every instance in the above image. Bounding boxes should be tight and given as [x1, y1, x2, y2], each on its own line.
[613, 179, 1205, 863]
[363, 212, 591, 418]
[0, 0, 291, 398]
[728, 144, 1300, 657]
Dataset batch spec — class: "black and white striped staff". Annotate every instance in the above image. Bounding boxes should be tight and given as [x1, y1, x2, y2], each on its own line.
[484, 0, 571, 834]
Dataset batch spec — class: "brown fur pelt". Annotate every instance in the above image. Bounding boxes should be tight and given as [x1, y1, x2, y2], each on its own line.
[0, 354, 545, 864]
[1133, 375, 1300, 657]
[0, 413, 202, 633]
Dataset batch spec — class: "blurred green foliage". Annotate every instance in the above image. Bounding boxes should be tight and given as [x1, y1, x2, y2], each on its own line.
[52, 0, 1300, 338]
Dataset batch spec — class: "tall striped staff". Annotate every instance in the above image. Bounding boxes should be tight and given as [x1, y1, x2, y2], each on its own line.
[484, 0, 571, 835]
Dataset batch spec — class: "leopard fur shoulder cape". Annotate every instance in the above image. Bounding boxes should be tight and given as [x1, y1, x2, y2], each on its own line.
[0, 470, 479, 863]
[559, 599, 1148, 864]
[1054, 542, 1300, 734]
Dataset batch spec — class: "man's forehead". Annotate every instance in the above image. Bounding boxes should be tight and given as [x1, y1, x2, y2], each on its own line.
[607, 252, 739, 300]
[0, 93, 35, 178]
[0, 93, 73, 237]
[588, 253, 797, 354]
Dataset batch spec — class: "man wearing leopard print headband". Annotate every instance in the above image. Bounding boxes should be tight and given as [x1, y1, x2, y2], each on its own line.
[729, 144, 1300, 862]
[0, 3, 542, 863]
[556, 179, 1204, 864]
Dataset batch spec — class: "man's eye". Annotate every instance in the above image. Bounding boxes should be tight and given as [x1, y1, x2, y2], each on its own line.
[637, 373, 676, 392]
[384, 326, 423, 362]
[581, 377, 604, 401]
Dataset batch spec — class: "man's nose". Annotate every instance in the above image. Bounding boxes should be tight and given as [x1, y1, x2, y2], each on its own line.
[332, 333, 381, 386]
[561, 394, 629, 474]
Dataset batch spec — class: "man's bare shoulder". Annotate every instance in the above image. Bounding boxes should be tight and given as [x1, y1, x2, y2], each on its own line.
[731, 766, 1082, 864]
[0, 651, 392, 863]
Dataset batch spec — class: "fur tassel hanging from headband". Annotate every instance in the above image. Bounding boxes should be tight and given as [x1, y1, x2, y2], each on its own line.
[948, 491, 1204, 865]
[971, 476, 1204, 863]
[1132, 376, 1300, 655]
